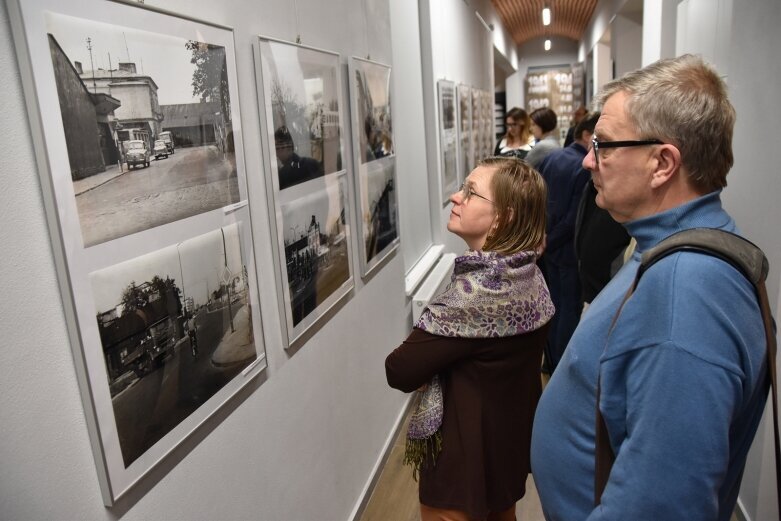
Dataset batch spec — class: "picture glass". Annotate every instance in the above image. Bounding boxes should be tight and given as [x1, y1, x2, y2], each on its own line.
[348, 58, 398, 276]
[46, 12, 241, 247]
[259, 39, 343, 190]
[257, 38, 354, 346]
[438, 80, 458, 204]
[7, 0, 267, 505]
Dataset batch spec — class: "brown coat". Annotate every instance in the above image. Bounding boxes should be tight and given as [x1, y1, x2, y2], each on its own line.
[385, 326, 548, 519]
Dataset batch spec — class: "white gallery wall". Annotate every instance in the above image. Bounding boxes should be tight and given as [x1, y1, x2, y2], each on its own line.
[0, 0, 415, 519]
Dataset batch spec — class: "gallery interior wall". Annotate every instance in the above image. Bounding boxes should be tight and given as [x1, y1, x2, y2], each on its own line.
[0, 0, 415, 519]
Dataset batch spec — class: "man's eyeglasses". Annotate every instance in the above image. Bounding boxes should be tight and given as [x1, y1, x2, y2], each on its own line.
[459, 182, 494, 204]
[590, 136, 664, 166]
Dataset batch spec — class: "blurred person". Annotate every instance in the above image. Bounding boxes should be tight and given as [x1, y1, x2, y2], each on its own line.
[494, 107, 534, 159]
[536, 112, 600, 373]
[525, 107, 560, 169]
[563, 106, 588, 148]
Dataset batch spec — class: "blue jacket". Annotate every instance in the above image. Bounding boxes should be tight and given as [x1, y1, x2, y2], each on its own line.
[531, 192, 768, 521]
[537, 142, 590, 266]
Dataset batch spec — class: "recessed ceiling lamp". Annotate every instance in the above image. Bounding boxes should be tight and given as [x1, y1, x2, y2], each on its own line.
[544, 39, 552, 51]
[542, 5, 551, 26]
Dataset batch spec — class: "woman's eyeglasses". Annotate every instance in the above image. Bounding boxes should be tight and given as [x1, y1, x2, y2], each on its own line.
[459, 182, 494, 204]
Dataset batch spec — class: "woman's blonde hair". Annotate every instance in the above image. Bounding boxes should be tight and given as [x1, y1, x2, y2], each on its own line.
[480, 156, 547, 255]
[504, 107, 531, 145]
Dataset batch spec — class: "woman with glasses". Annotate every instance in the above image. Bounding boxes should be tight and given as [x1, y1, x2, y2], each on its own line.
[386, 157, 554, 521]
[494, 107, 534, 159]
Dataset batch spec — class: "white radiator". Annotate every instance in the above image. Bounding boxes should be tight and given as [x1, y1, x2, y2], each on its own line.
[412, 253, 456, 323]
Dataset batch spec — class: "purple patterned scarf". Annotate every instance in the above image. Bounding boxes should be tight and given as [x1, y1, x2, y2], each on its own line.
[403, 249, 554, 479]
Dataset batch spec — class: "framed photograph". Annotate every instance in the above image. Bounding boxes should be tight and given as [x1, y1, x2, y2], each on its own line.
[7, 0, 267, 505]
[348, 57, 399, 277]
[456, 83, 473, 181]
[438, 79, 458, 205]
[255, 36, 354, 347]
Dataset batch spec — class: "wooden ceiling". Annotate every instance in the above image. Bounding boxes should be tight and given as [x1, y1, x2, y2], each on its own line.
[491, 0, 598, 46]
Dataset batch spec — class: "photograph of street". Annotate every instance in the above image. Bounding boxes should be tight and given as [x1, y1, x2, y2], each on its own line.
[352, 59, 393, 164]
[90, 223, 257, 467]
[46, 12, 241, 247]
[259, 39, 343, 190]
[281, 177, 350, 327]
[361, 159, 398, 265]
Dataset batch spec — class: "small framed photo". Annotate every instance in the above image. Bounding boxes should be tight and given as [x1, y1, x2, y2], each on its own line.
[438, 79, 458, 205]
[255, 36, 355, 347]
[457, 83, 474, 181]
[6, 0, 267, 505]
[348, 57, 399, 277]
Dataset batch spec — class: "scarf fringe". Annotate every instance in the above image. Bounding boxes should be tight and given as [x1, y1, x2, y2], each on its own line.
[402, 430, 443, 482]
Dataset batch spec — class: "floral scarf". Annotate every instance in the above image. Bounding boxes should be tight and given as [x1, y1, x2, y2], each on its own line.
[403, 249, 554, 479]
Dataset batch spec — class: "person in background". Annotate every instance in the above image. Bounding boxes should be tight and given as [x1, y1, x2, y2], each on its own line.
[563, 106, 588, 148]
[573, 178, 631, 312]
[536, 112, 600, 373]
[494, 107, 534, 159]
[525, 107, 560, 169]
[386, 157, 554, 521]
[531, 54, 769, 521]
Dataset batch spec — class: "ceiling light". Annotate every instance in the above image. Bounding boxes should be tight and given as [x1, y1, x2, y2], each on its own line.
[542, 6, 551, 26]
[544, 39, 551, 51]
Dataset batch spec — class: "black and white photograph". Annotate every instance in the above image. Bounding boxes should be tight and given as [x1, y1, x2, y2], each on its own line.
[90, 224, 258, 467]
[348, 58, 399, 277]
[279, 176, 352, 332]
[360, 158, 398, 266]
[352, 58, 394, 164]
[46, 12, 242, 247]
[438, 80, 458, 204]
[7, 0, 265, 505]
[258, 38, 343, 190]
[457, 83, 473, 181]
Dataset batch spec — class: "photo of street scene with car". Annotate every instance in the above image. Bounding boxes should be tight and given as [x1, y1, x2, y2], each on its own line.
[46, 12, 241, 247]
[280, 177, 350, 328]
[90, 223, 257, 467]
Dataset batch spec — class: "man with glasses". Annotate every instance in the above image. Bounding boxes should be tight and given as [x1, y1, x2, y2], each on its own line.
[531, 55, 769, 521]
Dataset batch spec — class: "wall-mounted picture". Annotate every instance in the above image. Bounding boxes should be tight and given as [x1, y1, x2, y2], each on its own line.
[456, 83, 473, 181]
[471, 87, 484, 163]
[438, 79, 458, 205]
[255, 37, 354, 347]
[90, 223, 258, 467]
[351, 57, 394, 164]
[348, 57, 399, 277]
[6, 0, 266, 506]
[43, 11, 243, 247]
[257, 37, 343, 190]
[279, 175, 353, 337]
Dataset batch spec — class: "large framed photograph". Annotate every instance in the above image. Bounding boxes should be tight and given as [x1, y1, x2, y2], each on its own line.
[456, 83, 474, 181]
[438, 79, 458, 205]
[255, 36, 354, 347]
[348, 57, 399, 277]
[7, 0, 267, 505]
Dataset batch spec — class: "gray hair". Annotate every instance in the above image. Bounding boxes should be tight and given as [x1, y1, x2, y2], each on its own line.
[593, 54, 734, 193]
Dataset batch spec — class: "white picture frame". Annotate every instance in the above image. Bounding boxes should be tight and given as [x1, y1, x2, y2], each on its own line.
[347, 57, 399, 278]
[437, 79, 458, 205]
[254, 36, 355, 348]
[6, 0, 267, 505]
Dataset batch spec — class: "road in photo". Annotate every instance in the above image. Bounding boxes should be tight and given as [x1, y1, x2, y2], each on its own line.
[76, 144, 239, 246]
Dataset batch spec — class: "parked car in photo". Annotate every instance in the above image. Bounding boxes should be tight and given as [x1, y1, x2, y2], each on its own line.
[153, 140, 169, 160]
[126, 140, 151, 169]
[158, 131, 175, 155]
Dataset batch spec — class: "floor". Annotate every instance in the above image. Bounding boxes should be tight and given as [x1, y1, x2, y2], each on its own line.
[359, 381, 740, 521]
[359, 399, 545, 521]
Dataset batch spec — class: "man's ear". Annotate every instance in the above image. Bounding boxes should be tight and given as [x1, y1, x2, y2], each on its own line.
[650, 143, 681, 188]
